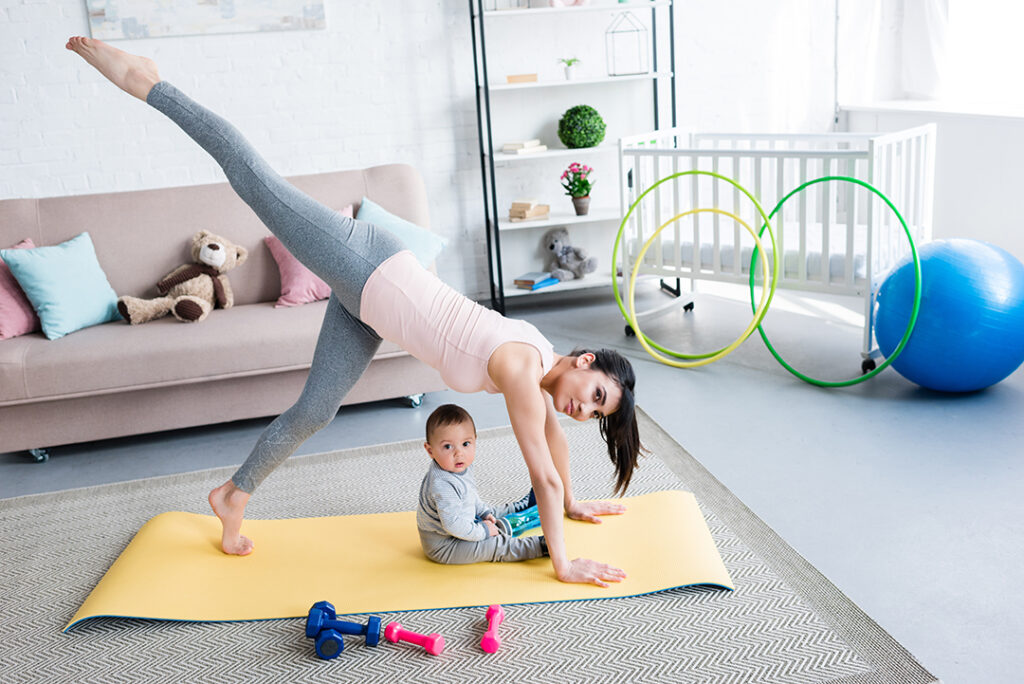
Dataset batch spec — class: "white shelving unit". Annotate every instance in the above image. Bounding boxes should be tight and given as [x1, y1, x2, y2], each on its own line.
[469, 0, 677, 311]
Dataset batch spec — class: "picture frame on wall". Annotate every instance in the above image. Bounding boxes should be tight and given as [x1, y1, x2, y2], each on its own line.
[84, 0, 327, 40]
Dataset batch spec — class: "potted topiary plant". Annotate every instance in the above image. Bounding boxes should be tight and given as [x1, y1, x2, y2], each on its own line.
[557, 105, 606, 149]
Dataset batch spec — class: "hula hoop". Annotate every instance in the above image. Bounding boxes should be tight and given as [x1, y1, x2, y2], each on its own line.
[613, 170, 780, 361]
[747, 175, 922, 387]
[629, 208, 771, 368]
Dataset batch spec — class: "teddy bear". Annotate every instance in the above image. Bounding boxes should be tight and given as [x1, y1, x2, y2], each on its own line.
[543, 227, 597, 281]
[117, 230, 249, 325]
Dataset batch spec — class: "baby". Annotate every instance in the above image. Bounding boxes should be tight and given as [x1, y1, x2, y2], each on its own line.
[416, 403, 547, 564]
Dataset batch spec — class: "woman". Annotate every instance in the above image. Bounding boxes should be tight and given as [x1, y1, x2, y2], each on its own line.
[66, 37, 641, 588]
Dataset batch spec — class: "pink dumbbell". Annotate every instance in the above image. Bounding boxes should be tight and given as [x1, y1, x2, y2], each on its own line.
[480, 604, 505, 653]
[384, 622, 445, 656]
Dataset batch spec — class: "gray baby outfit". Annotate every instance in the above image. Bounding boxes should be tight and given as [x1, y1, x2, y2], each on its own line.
[417, 461, 545, 564]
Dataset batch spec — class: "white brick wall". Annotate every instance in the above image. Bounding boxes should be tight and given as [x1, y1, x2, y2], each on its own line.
[0, 0, 836, 298]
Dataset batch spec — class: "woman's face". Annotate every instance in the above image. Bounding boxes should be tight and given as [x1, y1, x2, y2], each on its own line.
[552, 354, 623, 422]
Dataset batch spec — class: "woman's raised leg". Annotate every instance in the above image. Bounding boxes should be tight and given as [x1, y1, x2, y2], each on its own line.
[209, 295, 383, 554]
[66, 36, 402, 318]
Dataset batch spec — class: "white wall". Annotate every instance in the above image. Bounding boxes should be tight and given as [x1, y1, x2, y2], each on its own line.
[844, 106, 1024, 263]
[0, 0, 839, 298]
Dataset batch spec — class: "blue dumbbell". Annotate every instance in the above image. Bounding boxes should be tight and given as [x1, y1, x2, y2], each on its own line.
[305, 602, 382, 660]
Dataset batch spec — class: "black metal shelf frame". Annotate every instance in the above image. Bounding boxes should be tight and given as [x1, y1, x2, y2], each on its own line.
[469, 0, 677, 313]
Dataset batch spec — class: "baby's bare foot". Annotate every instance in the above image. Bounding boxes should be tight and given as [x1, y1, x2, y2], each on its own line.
[208, 480, 254, 556]
[65, 36, 160, 101]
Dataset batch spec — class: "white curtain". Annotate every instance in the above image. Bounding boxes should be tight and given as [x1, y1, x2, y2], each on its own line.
[837, 0, 895, 105]
[901, 0, 948, 99]
[837, 0, 948, 104]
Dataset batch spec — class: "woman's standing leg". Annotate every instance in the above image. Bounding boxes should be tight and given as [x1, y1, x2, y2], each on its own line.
[209, 295, 382, 554]
[66, 37, 402, 553]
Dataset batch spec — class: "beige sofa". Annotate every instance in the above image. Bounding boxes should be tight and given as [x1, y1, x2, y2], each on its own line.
[0, 164, 446, 459]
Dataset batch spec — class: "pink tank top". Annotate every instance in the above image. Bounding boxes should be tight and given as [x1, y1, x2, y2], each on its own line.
[359, 250, 554, 394]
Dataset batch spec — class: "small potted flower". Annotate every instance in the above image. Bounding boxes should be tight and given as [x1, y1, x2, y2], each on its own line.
[561, 162, 593, 216]
[558, 57, 580, 80]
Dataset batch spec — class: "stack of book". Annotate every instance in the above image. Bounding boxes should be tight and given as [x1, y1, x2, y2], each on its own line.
[508, 199, 550, 223]
[501, 139, 547, 156]
[514, 271, 559, 291]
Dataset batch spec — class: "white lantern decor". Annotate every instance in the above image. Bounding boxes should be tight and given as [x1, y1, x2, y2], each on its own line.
[605, 11, 649, 76]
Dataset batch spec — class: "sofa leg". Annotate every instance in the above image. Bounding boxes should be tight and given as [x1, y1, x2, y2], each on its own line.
[400, 394, 424, 408]
[27, 448, 50, 463]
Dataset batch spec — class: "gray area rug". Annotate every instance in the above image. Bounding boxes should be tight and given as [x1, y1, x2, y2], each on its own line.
[0, 409, 937, 683]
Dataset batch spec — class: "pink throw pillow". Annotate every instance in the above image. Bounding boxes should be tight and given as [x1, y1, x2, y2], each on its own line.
[0, 238, 41, 339]
[264, 204, 353, 307]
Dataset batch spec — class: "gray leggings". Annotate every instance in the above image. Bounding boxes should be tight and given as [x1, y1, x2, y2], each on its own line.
[146, 82, 404, 493]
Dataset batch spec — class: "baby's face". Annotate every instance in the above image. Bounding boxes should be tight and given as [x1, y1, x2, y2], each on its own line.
[425, 421, 477, 473]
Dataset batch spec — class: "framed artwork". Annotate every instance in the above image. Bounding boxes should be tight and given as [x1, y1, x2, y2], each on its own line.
[85, 0, 326, 40]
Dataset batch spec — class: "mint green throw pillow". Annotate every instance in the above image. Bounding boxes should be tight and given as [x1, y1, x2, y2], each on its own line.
[356, 197, 446, 268]
[0, 232, 120, 340]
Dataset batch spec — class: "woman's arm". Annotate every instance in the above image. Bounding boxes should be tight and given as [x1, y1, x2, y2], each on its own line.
[542, 396, 574, 509]
[543, 397, 627, 522]
[491, 345, 625, 587]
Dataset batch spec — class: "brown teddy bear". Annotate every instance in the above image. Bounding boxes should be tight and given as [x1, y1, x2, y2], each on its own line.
[117, 230, 248, 325]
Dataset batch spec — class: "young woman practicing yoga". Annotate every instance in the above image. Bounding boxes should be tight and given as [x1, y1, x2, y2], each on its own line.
[66, 36, 641, 587]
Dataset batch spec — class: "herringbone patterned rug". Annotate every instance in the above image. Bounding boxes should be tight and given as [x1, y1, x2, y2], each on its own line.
[0, 409, 937, 683]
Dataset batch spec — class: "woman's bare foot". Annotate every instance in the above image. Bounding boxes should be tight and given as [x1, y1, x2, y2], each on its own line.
[208, 480, 255, 555]
[65, 36, 160, 102]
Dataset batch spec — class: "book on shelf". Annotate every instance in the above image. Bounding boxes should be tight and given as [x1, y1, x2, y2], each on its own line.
[516, 276, 559, 291]
[508, 203, 550, 222]
[502, 144, 548, 156]
[513, 271, 551, 286]
[505, 73, 538, 84]
[509, 203, 549, 218]
[509, 199, 538, 211]
[502, 139, 541, 152]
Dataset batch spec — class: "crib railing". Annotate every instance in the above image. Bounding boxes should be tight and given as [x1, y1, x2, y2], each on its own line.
[617, 125, 936, 356]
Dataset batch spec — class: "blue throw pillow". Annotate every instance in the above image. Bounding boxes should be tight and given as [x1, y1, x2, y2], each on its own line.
[0, 232, 120, 340]
[356, 197, 446, 268]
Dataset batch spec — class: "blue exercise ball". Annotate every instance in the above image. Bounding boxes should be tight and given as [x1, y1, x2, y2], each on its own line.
[874, 238, 1024, 392]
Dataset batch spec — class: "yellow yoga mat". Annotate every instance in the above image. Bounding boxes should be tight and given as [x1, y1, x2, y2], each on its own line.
[66, 490, 732, 631]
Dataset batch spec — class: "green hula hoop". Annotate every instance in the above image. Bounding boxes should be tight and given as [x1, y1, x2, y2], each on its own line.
[747, 175, 922, 387]
[629, 208, 772, 367]
[612, 170, 780, 360]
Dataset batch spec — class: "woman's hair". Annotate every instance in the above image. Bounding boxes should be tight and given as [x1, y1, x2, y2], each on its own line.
[571, 348, 644, 495]
[425, 403, 476, 443]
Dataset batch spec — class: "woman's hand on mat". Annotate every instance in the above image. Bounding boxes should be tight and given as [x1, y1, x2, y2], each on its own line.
[559, 558, 627, 588]
[483, 518, 500, 537]
[565, 499, 627, 524]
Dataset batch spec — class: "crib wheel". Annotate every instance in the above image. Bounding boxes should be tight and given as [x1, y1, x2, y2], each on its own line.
[683, 302, 695, 312]
[861, 359, 877, 375]
[624, 324, 636, 337]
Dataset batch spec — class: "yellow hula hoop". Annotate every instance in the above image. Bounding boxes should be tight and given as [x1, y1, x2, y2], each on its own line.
[628, 208, 772, 368]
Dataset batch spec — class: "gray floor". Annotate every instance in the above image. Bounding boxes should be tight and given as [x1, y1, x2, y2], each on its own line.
[3, 282, 1022, 684]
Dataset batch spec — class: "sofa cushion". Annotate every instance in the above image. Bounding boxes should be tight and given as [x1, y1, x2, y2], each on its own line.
[0, 233, 120, 340]
[0, 300, 406, 405]
[356, 197, 447, 268]
[265, 203, 353, 308]
[0, 238, 41, 340]
[265, 235, 331, 308]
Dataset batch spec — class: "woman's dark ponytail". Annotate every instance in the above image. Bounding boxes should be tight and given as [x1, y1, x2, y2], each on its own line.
[572, 348, 644, 495]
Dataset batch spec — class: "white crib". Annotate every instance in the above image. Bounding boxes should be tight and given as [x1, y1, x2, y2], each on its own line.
[616, 125, 936, 364]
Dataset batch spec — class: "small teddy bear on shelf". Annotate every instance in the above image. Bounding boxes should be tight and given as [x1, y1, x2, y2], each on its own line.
[117, 230, 249, 325]
[543, 227, 597, 281]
